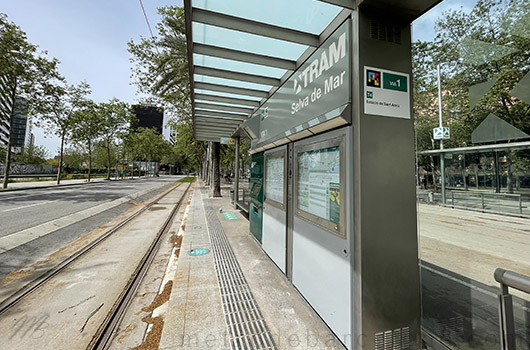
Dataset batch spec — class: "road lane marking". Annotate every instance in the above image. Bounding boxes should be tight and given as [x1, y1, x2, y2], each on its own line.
[2, 200, 58, 213]
[0, 184, 167, 251]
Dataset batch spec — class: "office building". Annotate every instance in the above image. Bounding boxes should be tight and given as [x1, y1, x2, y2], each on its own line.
[131, 105, 164, 135]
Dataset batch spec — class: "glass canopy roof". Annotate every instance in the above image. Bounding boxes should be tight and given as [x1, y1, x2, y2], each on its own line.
[184, 0, 352, 142]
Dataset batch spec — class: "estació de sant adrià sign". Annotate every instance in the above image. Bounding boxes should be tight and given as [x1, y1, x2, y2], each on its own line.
[254, 20, 351, 148]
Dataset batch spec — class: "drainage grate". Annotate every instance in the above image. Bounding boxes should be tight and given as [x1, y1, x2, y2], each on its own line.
[203, 197, 277, 350]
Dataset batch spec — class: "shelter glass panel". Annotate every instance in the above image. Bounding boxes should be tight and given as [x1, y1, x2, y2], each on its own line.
[192, 0, 342, 34]
[192, 23, 308, 60]
[194, 75, 273, 91]
[414, 1, 530, 349]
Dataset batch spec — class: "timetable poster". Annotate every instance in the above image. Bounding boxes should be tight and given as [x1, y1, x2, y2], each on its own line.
[297, 146, 340, 224]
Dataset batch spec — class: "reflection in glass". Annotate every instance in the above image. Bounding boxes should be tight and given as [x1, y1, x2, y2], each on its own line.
[413, 1, 530, 349]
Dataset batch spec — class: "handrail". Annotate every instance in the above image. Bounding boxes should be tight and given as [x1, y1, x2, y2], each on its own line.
[494, 268, 530, 350]
[495, 268, 530, 294]
[449, 190, 524, 214]
[450, 190, 521, 198]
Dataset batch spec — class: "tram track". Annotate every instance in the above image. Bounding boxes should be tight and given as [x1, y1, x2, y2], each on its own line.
[0, 182, 185, 315]
[90, 182, 191, 350]
[0, 181, 192, 350]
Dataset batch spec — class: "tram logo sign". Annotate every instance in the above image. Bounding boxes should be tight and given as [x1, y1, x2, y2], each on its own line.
[433, 127, 450, 140]
[364, 66, 410, 119]
[260, 107, 269, 120]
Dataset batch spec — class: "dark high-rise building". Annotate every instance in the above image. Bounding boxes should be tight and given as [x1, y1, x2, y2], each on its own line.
[0, 76, 13, 148]
[12, 98, 28, 152]
[132, 105, 164, 135]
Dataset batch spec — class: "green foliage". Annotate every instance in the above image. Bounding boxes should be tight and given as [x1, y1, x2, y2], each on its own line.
[128, 6, 206, 171]
[93, 98, 133, 179]
[63, 146, 87, 169]
[1, 13, 62, 187]
[413, 0, 530, 151]
[178, 176, 197, 183]
[124, 127, 173, 165]
[15, 145, 48, 164]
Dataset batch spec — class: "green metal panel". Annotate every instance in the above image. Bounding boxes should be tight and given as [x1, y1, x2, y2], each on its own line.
[471, 113, 529, 144]
[249, 152, 264, 242]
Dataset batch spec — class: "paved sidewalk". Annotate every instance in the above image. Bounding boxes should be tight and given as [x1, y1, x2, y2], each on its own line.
[159, 182, 346, 350]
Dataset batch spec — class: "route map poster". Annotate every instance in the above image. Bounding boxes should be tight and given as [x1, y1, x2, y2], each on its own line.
[265, 155, 284, 203]
[297, 146, 340, 225]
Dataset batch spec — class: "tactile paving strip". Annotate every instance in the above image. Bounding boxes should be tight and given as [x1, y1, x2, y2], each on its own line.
[203, 197, 277, 350]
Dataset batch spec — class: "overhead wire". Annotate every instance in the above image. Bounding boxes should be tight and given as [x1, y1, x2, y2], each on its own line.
[138, 0, 160, 54]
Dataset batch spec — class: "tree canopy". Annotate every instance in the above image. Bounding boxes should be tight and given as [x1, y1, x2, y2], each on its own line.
[128, 6, 206, 173]
[413, 0, 530, 151]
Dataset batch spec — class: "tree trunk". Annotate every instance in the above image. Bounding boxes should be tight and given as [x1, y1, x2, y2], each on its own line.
[57, 132, 65, 185]
[106, 141, 111, 180]
[87, 140, 92, 183]
[212, 142, 221, 197]
[2, 79, 17, 189]
[429, 155, 437, 191]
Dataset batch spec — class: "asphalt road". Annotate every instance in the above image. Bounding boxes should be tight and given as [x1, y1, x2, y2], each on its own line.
[0, 176, 183, 286]
[0, 176, 182, 236]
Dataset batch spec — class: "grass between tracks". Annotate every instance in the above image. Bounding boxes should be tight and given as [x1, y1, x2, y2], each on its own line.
[177, 176, 197, 183]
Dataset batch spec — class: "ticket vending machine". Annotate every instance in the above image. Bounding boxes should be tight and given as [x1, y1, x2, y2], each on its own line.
[249, 152, 264, 243]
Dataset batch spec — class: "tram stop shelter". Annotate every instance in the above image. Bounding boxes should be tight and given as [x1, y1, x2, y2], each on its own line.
[184, 1, 441, 349]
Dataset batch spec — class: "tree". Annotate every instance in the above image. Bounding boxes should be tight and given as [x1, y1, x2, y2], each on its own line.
[124, 127, 175, 177]
[63, 145, 87, 170]
[128, 6, 208, 179]
[35, 81, 91, 184]
[99, 99, 134, 180]
[1, 14, 61, 188]
[413, 0, 530, 152]
[15, 144, 48, 164]
[70, 100, 101, 182]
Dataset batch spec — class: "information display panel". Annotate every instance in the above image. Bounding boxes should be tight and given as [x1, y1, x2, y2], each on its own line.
[295, 137, 344, 238]
[264, 149, 286, 208]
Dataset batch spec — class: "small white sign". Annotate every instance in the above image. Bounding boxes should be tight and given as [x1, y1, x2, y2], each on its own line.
[433, 127, 450, 140]
[364, 66, 410, 119]
[220, 137, 235, 145]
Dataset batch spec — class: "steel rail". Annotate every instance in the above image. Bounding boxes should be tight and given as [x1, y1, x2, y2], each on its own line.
[90, 182, 192, 350]
[0, 182, 183, 315]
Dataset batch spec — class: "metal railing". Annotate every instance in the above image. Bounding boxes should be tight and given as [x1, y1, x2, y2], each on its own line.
[449, 190, 525, 215]
[494, 268, 530, 350]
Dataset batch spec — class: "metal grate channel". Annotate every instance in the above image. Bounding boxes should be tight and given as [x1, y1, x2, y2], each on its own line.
[203, 197, 277, 350]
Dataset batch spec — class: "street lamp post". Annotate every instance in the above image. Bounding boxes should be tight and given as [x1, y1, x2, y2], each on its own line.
[437, 64, 447, 204]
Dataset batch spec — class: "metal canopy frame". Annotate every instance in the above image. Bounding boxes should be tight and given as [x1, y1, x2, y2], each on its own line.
[184, 0, 353, 142]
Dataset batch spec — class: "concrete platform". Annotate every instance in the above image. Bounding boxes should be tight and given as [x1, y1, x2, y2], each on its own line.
[159, 182, 346, 350]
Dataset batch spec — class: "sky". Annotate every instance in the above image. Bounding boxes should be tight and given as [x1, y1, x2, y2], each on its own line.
[1, 0, 477, 156]
[2, 0, 183, 155]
